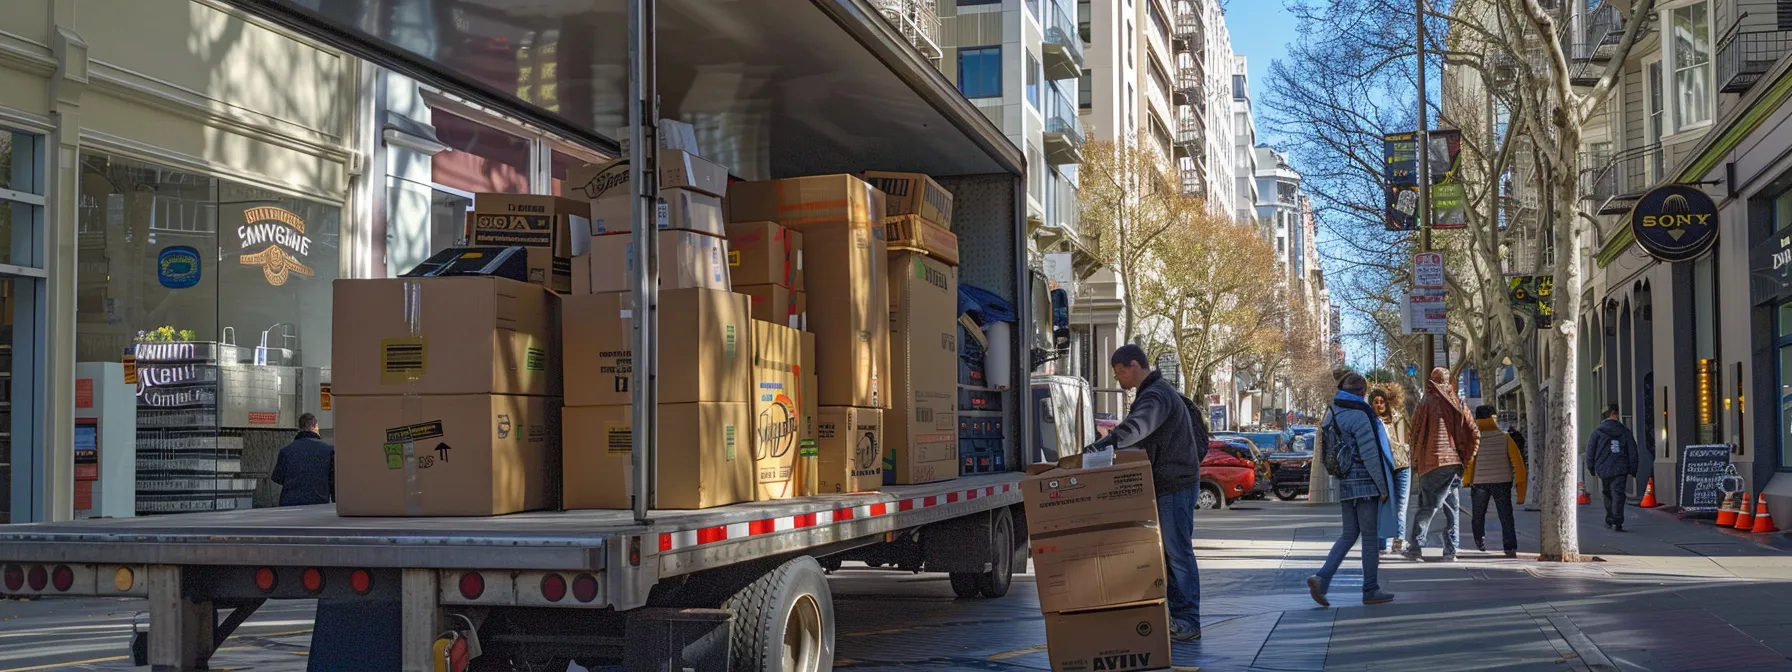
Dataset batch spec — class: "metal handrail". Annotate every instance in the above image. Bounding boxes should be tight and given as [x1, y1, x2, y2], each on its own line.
[1045, 87, 1084, 145]
[1717, 19, 1792, 93]
[1571, 2, 1622, 61]
[1043, 0, 1084, 67]
[1581, 143, 1660, 210]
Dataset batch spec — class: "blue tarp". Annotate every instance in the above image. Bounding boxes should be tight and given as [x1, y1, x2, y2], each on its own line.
[958, 283, 1015, 326]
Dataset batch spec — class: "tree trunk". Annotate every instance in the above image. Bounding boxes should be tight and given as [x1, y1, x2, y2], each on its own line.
[1538, 159, 1584, 562]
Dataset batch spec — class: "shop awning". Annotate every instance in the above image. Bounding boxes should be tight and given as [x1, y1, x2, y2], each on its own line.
[226, 0, 1023, 180]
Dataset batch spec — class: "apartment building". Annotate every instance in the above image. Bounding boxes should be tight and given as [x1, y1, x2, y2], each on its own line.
[1234, 56, 1264, 230]
[1254, 145, 1303, 276]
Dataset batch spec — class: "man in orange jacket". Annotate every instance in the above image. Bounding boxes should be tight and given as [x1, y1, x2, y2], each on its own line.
[1401, 368, 1478, 562]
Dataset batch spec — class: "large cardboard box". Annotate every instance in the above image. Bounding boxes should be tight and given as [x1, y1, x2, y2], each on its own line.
[587, 230, 730, 295]
[332, 277, 560, 397]
[737, 283, 806, 331]
[335, 394, 560, 516]
[1042, 601, 1171, 672]
[863, 171, 953, 228]
[726, 221, 804, 289]
[563, 289, 750, 406]
[816, 407, 882, 494]
[1022, 450, 1159, 536]
[590, 187, 726, 237]
[750, 321, 809, 500]
[724, 174, 884, 229]
[800, 333, 819, 495]
[884, 215, 960, 267]
[467, 194, 587, 293]
[885, 251, 959, 485]
[1031, 525, 1168, 613]
[613, 120, 701, 158]
[563, 402, 751, 510]
[566, 149, 728, 201]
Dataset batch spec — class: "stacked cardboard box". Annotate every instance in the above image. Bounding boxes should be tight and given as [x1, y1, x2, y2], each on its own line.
[884, 250, 959, 485]
[330, 276, 564, 516]
[728, 222, 807, 330]
[727, 175, 890, 492]
[568, 148, 731, 295]
[464, 194, 590, 294]
[1022, 451, 1172, 672]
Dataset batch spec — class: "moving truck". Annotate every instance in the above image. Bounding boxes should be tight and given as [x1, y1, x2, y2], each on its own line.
[0, 1, 1068, 670]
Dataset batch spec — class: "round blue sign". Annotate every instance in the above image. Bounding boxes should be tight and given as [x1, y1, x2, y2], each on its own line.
[1629, 184, 1719, 263]
[158, 246, 201, 289]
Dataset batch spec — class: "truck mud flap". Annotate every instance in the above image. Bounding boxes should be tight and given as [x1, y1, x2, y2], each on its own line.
[625, 607, 732, 672]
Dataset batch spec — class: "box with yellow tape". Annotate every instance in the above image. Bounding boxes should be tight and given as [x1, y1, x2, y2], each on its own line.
[330, 276, 560, 397]
[562, 402, 752, 510]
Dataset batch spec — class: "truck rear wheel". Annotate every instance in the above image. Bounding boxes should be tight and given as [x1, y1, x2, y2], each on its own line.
[947, 507, 1016, 598]
[724, 556, 835, 672]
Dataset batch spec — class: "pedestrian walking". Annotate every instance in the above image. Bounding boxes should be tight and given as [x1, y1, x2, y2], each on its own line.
[1463, 405, 1525, 557]
[1585, 405, 1640, 531]
[1402, 367, 1477, 562]
[1307, 371, 1397, 607]
[1088, 344, 1204, 640]
[270, 413, 334, 506]
[1369, 384, 1411, 555]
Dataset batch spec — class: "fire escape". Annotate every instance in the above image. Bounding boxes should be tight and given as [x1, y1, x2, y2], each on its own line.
[1171, 0, 1207, 197]
[871, 0, 942, 63]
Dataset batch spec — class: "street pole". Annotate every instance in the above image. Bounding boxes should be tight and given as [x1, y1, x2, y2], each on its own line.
[1416, 0, 1434, 378]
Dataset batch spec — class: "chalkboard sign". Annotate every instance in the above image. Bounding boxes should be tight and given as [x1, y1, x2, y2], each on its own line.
[1678, 444, 1732, 513]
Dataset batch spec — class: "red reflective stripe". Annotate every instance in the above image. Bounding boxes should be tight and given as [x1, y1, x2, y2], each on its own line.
[870, 503, 888, 516]
[749, 520, 775, 536]
[696, 526, 727, 545]
[836, 507, 855, 520]
[898, 499, 915, 511]
[925, 496, 938, 507]
[985, 486, 995, 497]
[968, 489, 979, 500]
[795, 513, 817, 528]
[947, 493, 960, 503]
[659, 534, 673, 552]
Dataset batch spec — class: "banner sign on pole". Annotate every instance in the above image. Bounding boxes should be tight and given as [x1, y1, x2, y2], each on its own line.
[1414, 252, 1445, 289]
[1428, 129, 1466, 229]
[1383, 129, 1467, 230]
[1401, 289, 1447, 335]
[1383, 132, 1419, 231]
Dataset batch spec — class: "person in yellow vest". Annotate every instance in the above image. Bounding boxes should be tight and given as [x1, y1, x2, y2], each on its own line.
[1463, 405, 1526, 557]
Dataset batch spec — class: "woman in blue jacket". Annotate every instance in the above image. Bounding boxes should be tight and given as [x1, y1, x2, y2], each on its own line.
[1307, 372, 1398, 606]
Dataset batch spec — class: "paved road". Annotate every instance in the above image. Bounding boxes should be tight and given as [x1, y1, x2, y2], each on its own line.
[3, 495, 1790, 671]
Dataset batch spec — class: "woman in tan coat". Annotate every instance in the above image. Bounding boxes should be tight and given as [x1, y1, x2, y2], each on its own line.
[1370, 384, 1412, 554]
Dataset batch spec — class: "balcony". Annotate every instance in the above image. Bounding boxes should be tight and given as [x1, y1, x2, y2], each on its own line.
[1173, 106, 1204, 160]
[871, 0, 942, 63]
[1042, 0, 1084, 81]
[1718, 26, 1792, 93]
[1043, 88, 1085, 165]
[1181, 164, 1207, 198]
[1582, 144, 1661, 214]
[1171, 0, 1203, 55]
[1566, 2, 1624, 86]
[1173, 57, 1203, 106]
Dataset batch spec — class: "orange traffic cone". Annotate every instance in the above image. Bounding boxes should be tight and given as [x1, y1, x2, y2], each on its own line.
[1716, 491, 1739, 527]
[1751, 498, 1779, 534]
[1734, 492, 1756, 531]
[1577, 481, 1591, 505]
[1640, 478, 1660, 508]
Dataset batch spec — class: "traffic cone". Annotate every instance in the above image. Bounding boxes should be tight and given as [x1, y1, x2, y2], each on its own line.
[1734, 492, 1755, 531]
[1577, 481, 1591, 505]
[1640, 478, 1660, 508]
[1716, 491, 1739, 527]
[1751, 498, 1779, 534]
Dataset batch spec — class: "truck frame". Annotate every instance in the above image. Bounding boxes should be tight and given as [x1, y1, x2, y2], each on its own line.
[0, 0, 1051, 669]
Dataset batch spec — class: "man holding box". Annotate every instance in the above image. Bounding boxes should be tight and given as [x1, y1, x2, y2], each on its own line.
[1086, 344, 1204, 641]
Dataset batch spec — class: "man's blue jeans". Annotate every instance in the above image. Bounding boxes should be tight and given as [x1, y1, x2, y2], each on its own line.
[1156, 485, 1201, 628]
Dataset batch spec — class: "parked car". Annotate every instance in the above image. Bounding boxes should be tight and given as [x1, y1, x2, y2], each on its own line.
[1200, 440, 1259, 509]
[1211, 432, 1274, 497]
[1290, 425, 1317, 437]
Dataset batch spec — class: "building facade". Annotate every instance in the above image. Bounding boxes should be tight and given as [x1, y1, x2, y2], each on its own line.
[1233, 55, 1262, 228]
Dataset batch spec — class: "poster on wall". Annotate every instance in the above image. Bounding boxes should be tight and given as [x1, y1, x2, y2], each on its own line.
[1676, 444, 1732, 514]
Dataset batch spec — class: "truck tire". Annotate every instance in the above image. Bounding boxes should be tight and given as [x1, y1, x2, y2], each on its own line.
[947, 508, 1017, 599]
[724, 556, 835, 672]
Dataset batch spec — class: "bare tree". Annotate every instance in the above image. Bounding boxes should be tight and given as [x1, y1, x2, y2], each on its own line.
[1138, 204, 1287, 399]
[1080, 140, 1185, 343]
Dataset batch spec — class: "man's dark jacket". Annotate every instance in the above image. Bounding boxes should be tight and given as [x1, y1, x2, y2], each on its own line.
[1092, 370, 1202, 495]
[1584, 418, 1639, 480]
[270, 431, 334, 506]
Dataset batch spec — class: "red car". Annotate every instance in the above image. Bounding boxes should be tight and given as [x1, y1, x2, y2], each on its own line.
[1200, 440, 1258, 510]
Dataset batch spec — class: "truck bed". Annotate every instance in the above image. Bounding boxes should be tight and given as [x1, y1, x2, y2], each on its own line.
[0, 473, 1023, 576]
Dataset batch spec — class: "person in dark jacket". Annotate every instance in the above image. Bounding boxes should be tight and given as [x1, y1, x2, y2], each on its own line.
[1088, 344, 1203, 641]
[1585, 405, 1639, 531]
[1307, 372, 1397, 607]
[270, 413, 334, 506]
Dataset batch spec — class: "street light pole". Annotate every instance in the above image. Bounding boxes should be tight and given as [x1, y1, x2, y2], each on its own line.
[1416, 0, 1435, 377]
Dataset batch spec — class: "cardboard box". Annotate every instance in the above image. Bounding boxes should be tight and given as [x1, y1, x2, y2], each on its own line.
[884, 215, 960, 267]
[468, 194, 588, 256]
[725, 175, 884, 230]
[750, 320, 810, 500]
[1042, 601, 1171, 672]
[816, 407, 882, 494]
[331, 277, 561, 397]
[737, 284, 807, 330]
[563, 289, 750, 406]
[807, 224, 887, 408]
[726, 221, 805, 289]
[566, 149, 727, 201]
[464, 211, 579, 293]
[1022, 450, 1159, 536]
[614, 119, 701, 157]
[335, 394, 560, 516]
[587, 230, 730, 295]
[863, 171, 953, 228]
[1031, 525, 1168, 613]
[563, 402, 751, 510]
[801, 332, 819, 493]
[590, 187, 726, 238]
[885, 251, 959, 485]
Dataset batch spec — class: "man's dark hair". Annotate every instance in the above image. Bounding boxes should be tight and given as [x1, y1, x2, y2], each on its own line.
[1110, 344, 1150, 369]
[1603, 404, 1621, 419]
[1475, 404, 1496, 419]
[299, 413, 318, 430]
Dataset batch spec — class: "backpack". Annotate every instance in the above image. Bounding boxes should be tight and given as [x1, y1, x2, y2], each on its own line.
[1319, 412, 1354, 478]
[1181, 394, 1211, 461]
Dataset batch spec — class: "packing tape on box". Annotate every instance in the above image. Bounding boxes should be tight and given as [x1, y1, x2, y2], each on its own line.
[400, 279, 425, 516]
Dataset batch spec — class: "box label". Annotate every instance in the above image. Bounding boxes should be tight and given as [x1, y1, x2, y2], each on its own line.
[605, 421, 632, 454]
[385, 421, 446, 444]
[725, 325, 738, 360]
[379, 337, 428, 384]
[471, 213, 554, 247]
[729, 250, 741, 266]
[525, 347, 547, 372]
[725, 423, 737, 461]
[382, 443, 405, 469]
[853, 426, 880, 476]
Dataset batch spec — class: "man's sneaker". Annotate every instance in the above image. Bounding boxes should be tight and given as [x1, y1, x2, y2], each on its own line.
[1400, 548, 1423, 562]
[1170, 620, 1202, 642]
[1362, 590, 1396, 605]
[1438, 554, 1458, 563]
[1613, 524, 1625, 532]
[1475, 539, 1487, 552]
[1604, 522, 1614, 530]
[1306, 575, 1330, 607]
[1504, 550, 1519, 559]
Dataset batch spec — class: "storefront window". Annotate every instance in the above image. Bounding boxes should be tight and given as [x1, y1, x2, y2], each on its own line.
[1694, 254, 1719, 442]
[78, 153, 340, 514]
[0, 130, 42, 523]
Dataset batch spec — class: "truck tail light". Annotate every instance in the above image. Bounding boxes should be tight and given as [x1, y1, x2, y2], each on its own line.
[350, 569, 373, 595]
[27, 565, 47, 591]
[458, 572, 485, 600]
[572, 574, 599, 603]
[3, 565, 22, 592]
[540, 574, 566, 602]
[301, 568, 325, 593]
[113, 567, 135, 592]
[51, 566, 73, 592]
[254, 567, 277, 592]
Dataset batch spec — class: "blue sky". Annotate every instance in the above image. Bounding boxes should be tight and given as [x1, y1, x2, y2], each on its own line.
[1226, 1, 1300, 148]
